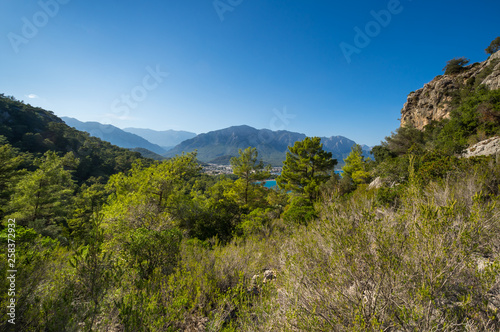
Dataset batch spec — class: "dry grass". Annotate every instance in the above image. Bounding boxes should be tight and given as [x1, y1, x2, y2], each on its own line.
[255, 166, 500, 331]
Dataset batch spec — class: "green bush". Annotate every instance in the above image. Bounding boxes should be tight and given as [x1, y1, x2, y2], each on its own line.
[443, 57, 470, 75]
[485, 36, 500, 55]
[416, 152, 458, 182]
[123, 227, 182, 281]
[282, 196, 317, 225]
[375, 186, 402, 207]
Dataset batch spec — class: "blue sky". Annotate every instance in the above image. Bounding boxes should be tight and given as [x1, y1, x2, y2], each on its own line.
[1, 0, 499, 145]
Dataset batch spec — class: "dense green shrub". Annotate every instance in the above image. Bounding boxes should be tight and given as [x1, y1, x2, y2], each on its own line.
[436, 86, 500, 154]
[486, 36, 500, 55]
[375, 185, 402, 207]
[282, 195, 317, 225]
[416, 152, 458, 183]
[443, 57, 470, 75]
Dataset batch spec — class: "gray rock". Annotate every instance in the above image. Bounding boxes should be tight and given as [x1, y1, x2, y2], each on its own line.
[263, 269, 276, 283]
[401, 51, 500, 130]
[368, 177, 384, 190]
[462, 136, 500, 158]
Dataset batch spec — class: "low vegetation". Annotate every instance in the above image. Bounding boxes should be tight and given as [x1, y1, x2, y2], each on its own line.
[1, 42, 500, 331]
[486, 36, 500, 55]
[443, 57, 470, 75]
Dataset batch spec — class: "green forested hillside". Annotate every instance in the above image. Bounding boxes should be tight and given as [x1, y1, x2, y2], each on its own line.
[0, 94, 142, 184]
[1, 52, 500, 332]
[62, 117, 168, 156]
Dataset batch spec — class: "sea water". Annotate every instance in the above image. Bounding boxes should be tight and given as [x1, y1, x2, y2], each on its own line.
[262, 171, 343, 188]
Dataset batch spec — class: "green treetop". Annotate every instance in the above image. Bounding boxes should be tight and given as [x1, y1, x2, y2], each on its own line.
[443, 57, 470, 75]
[342, 144, 371, 185]
[230, 147, 270, 207]
[8, 151, 78, 237]
[277, 137, 337, 201]
[485, 36, 500, 55]
[0, 137, 25, 217]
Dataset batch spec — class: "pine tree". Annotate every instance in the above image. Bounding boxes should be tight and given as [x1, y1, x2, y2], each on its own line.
[277, 137, 337, 201]
[230, 147, 270, 207]
[8, 151, 78, 237]
[0, 137, 25, 217]
[485, 36, 500, 55]
[342, 144, 371, 185]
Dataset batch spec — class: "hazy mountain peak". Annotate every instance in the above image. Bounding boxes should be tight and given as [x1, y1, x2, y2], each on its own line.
[165, 125, 367, 166]
[122, 127, 196, 150]
[62, 117, 167, 155]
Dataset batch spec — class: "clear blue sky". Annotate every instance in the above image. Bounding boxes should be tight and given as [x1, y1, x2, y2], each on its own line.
[1, 0, 499, 145]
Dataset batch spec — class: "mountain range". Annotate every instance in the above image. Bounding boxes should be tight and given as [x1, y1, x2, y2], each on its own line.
[164, 125, 370, 166]
[61, 117, 186, 156]
[62, 118, 370, 166]
[122, 127, 196, 151]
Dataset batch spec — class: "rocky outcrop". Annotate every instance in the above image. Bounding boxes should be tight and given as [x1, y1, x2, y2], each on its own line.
[462, 136, 500, 158]
[249, 269, 277, 295]
[368, 177, 385, 190]
[401, 51, 500, 130]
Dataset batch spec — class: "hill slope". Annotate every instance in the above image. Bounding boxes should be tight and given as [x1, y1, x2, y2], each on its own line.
[62, 117, 167, 155]
[0, 95, 141, 183]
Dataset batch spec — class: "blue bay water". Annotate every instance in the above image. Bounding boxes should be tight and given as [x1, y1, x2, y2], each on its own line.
[262, 171, 343, 188]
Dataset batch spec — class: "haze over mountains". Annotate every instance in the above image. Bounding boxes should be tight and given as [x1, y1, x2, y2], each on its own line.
[122, 127, 196, 151]
[62, 117, 370, 166]
[62, 117, 168, 155]
[164, 125, 370, 166]
[62, 117, 196, 156]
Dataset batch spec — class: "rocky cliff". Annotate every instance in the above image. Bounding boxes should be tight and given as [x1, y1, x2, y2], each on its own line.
[401, 51, 500, 129]
[462, 136, 500, 159]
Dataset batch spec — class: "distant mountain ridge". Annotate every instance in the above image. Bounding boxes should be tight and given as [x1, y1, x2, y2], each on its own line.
[123, 127, 196, 151]
[0, 95, 142, 183]
[165, 125, 370, 166]
[62, 117, 167, 155]
[61, 118, 370, 166]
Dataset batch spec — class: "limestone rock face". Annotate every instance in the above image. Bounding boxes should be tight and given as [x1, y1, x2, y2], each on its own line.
[368, 177, 384, 190]
[462, 136, 500, 158]
[401, 51, 500, 130]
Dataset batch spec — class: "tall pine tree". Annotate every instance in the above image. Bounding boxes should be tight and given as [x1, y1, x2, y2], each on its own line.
[0, 137, 25, 217]
[229, 147, 270, 207]
[342, 144, 371, 185]
[277, 137, 337, 201]
[8, 151, 78, 237]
